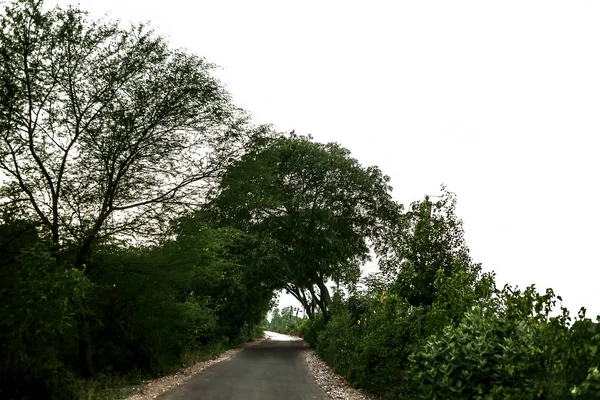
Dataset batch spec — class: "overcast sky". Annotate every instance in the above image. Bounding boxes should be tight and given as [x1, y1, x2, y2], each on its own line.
[46, 0, 600, 317]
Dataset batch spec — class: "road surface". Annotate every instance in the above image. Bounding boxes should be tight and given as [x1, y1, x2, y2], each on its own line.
[157, 331, 330, 400]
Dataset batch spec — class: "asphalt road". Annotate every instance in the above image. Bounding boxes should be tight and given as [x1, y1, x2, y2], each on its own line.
[157, 332, 330, 400]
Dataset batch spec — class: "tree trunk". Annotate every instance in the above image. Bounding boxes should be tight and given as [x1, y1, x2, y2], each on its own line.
[75, 241, 95, 378]
[286, 284, 316, 319]
[315, 279, 332, 307]
[307, 283, 329, 322]
[76, 307, 94, 379]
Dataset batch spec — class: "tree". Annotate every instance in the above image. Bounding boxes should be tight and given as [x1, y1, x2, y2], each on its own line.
[0, 0, 256, 377]
[382, 187, 477, 307]
[0, 0, 255, 253]
[207, 134, 400, 320]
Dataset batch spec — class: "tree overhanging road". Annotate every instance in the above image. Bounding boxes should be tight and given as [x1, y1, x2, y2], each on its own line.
[157, 332, 329, 400]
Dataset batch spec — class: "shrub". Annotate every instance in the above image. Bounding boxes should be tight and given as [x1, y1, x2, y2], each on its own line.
[409, 305, 540, 399]
[0, 243, 91, 399]
[408, 285, 600, 399]
[299, 314, 326, 348]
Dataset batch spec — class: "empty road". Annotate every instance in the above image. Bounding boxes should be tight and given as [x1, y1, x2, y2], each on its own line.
[157, 332, 330, 400]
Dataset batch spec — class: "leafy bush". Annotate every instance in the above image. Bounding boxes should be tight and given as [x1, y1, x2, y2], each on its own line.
[299, 314, 326, 348]
[572, 367, 600, 398]
[306, 262, 493, 399]
[408, 285, 600, 399]
[0, 215, 274, 398]
[409, 304, 541, 399]
[302, 188, 600, 399]
[0, 242, 91, 399]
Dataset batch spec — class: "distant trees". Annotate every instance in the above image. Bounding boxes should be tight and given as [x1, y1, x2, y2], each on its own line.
[206, 134, 401, 320]
[265, 306, 304, 335]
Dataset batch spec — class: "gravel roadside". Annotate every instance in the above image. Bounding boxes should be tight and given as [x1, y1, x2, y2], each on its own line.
[301, 347, 373, 400]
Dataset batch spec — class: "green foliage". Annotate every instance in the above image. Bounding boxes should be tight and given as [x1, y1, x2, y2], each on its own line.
[298, 314, 326, 348]
[408, 286, 600, 399]
[90, 246, 216, 374]
[303, 189, 600, 399]
[389, 188, 476, 307]
[0, 0, 271, 397]
[423, 262, 496, 335]
[207, 134, 400, 320]
[409, 304, 539, 399]
[0, 240, 91, 398]
[309, 266, 600, 399]
[86, 216, 274, 376]
[298, 190, 494, 399]
[572, 367, 600, 399]
[0, 211, 273, 398]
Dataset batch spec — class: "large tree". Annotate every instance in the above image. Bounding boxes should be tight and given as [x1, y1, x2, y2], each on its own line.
[0, 0, 256, 257]
[207, 134, 400, 320]
[0, 0, 257, 377]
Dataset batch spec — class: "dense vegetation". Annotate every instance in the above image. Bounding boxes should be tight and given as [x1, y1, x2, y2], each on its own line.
[1, 1, 598, 399]
[299, 192, 600, 399]
[0, 1, 274, 398]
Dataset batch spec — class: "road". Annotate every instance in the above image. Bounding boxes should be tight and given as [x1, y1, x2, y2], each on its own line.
[157, 331, 330, 400]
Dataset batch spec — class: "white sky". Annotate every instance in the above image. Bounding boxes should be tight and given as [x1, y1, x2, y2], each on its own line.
[45, 0, 600, 317]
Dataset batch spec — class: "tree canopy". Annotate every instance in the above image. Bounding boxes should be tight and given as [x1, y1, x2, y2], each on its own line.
[206, 134, 401, 319]
[0, 0, 256, 259]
